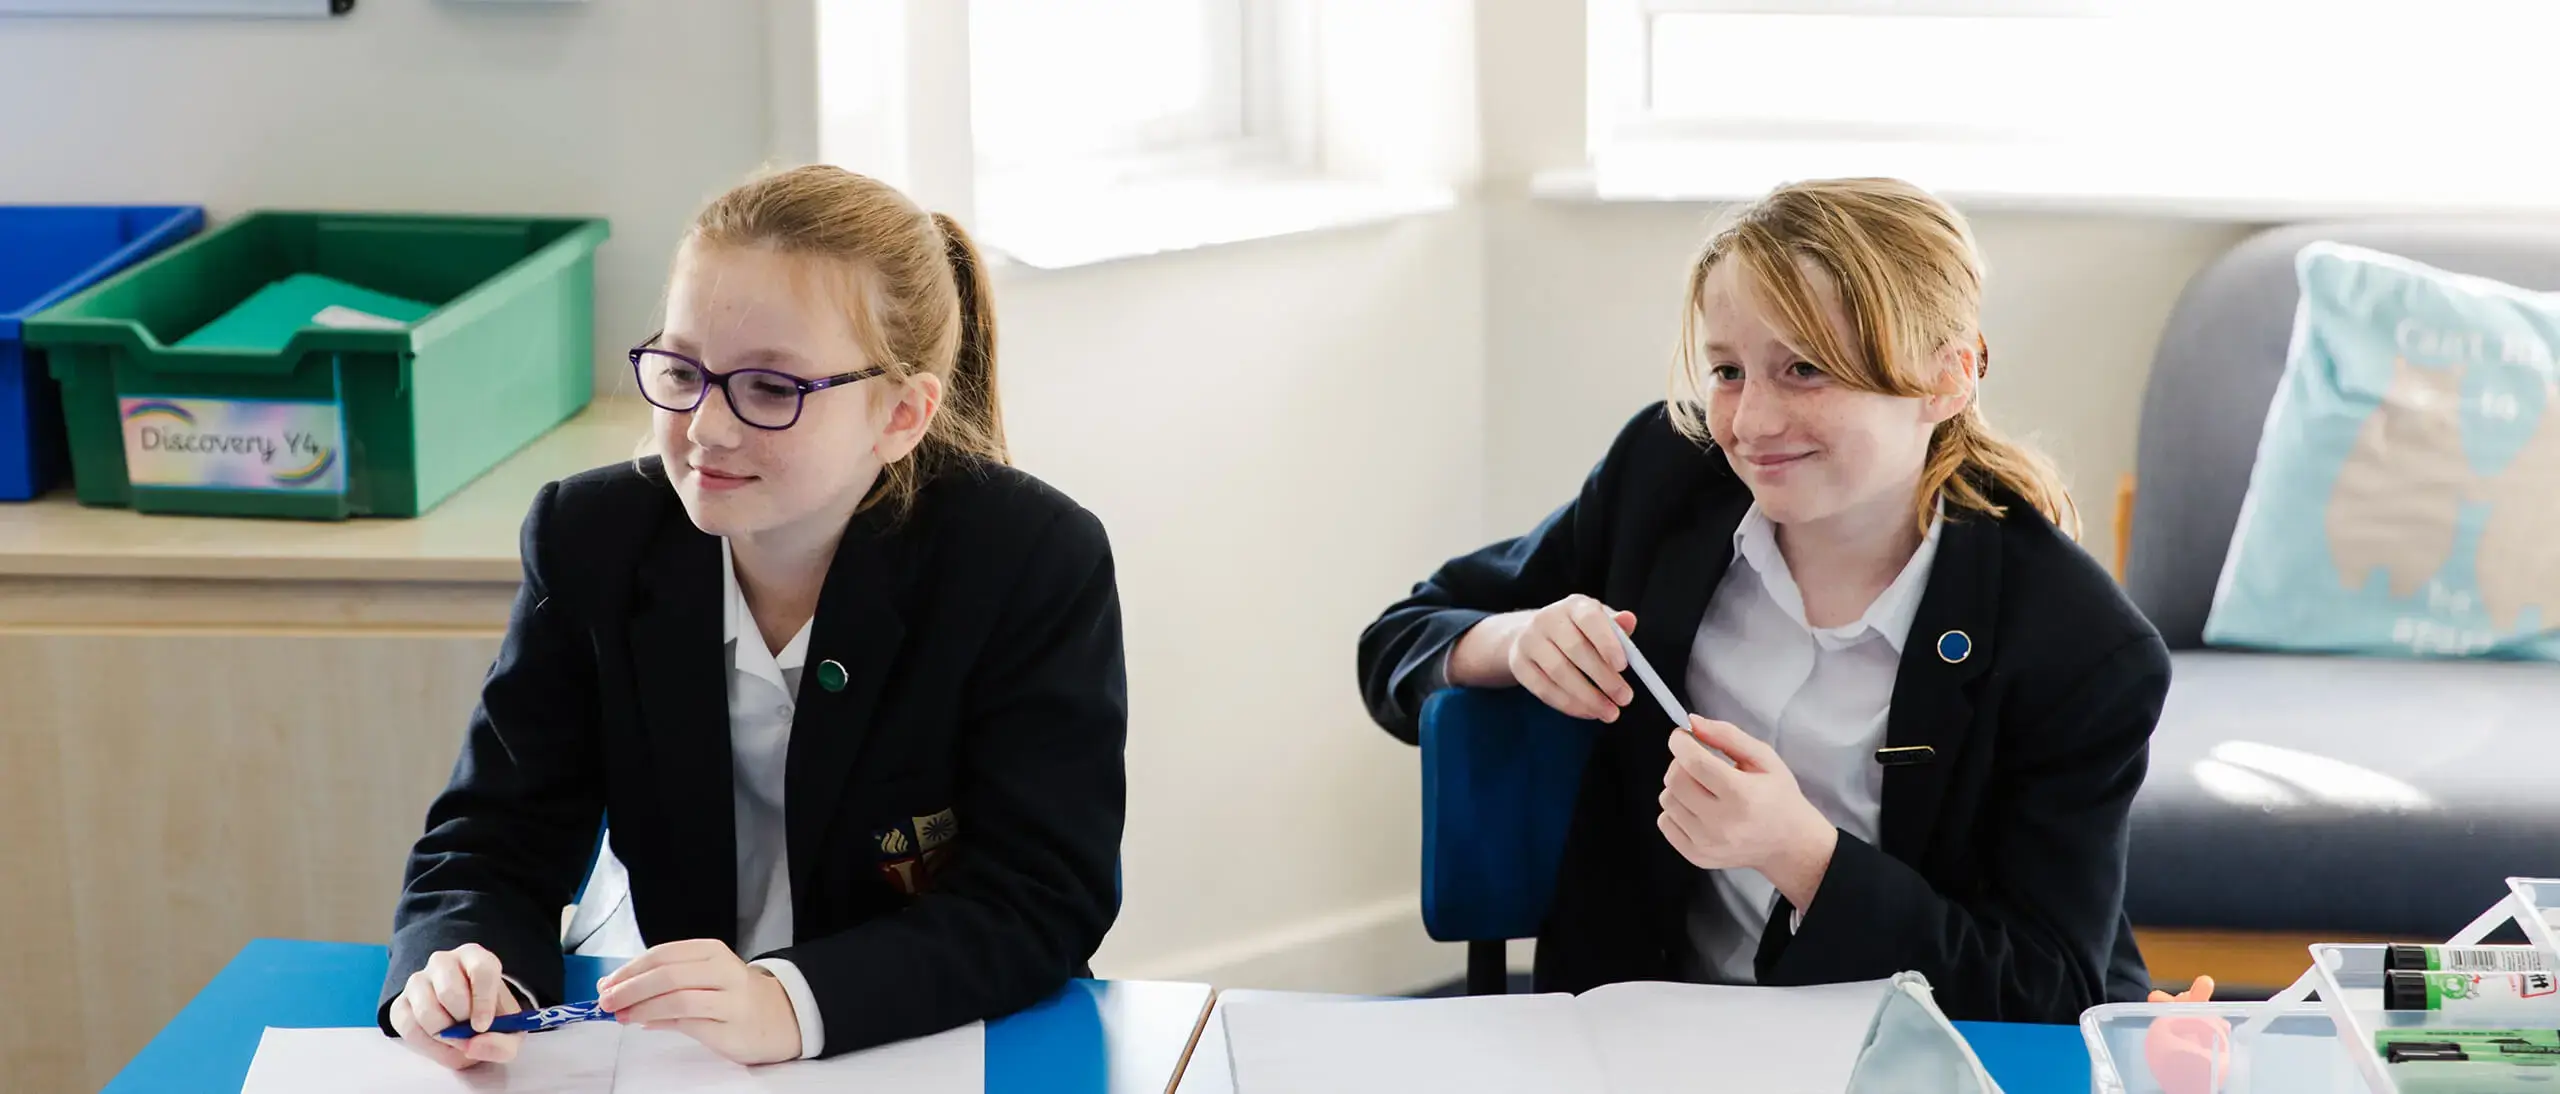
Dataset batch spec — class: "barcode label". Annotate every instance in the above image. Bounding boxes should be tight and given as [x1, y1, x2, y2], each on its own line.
[2441, 947, 2550, 972]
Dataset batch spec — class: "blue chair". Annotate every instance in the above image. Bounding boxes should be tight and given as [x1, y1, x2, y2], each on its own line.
[1419, 687, 1598, 995]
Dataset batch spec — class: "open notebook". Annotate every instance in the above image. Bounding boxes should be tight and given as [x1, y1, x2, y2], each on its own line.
[1220, 980, 1896, 1094]
[238, 1020, 982, 1094]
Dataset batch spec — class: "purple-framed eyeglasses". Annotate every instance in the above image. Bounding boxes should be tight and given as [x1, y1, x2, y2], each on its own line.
[629, 332, 889, 430]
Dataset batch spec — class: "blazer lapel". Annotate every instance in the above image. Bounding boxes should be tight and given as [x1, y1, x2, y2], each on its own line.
[624, 506, 739, 946]
[1626, 484, 1753, 929]
[1878, 511, 2003, 865]
[1628, 494, 1753, 728]
[784, 502, 910, 902]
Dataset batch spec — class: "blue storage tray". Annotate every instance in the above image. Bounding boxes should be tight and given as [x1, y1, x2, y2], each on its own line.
[0, 205, 206, 500]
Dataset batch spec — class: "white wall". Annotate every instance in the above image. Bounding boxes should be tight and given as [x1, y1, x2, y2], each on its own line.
[0, 0, 783, 391]
[1000, 213, 1484, 990]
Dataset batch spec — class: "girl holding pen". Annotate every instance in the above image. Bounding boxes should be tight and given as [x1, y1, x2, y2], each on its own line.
[377, 166, 1128, 1069]
[1357, 177, 2208, 1021]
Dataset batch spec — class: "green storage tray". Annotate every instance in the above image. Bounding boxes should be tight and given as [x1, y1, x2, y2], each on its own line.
[24, 210, 610, 519]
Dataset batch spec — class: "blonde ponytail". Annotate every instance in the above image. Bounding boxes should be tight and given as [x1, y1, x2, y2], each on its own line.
[1925, 406, 2080, 540]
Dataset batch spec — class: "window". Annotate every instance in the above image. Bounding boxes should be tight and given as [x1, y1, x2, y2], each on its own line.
[968, 0, 1273, 178]
[815, 0, 1466, 268]
[1581, 0, 2560, 213]
[1598, 0, 2110, 146]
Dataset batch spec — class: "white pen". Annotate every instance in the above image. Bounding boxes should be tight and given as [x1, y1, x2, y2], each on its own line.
[1614, 625, 1689, 730]
[1613, 626, 1731, 762]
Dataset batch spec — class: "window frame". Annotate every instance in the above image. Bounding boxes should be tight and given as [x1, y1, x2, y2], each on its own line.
[965, 0, 1311, 186]
[1585, 0, 2121, 156]
[807, 0, 1464, 268]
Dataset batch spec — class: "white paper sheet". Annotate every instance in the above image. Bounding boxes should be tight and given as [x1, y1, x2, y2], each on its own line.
[240, 1024, 624, 1093]
[1220, 980, 1891, 1094]
[1222, 994, 1608, 1094]
[612, 1023, 984, 1093]
[1576, 979, 1891, 1094]
[238, 1020, 985, 1094]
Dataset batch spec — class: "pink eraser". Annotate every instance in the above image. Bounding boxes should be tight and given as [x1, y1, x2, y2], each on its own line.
[2143, 1014, 2233, 1094]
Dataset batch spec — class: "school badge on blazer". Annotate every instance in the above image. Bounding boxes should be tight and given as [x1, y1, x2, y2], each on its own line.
[873, 807, 960, 896]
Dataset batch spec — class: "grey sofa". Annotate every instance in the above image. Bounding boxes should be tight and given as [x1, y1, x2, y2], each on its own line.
[2119, 221, 2560, 983]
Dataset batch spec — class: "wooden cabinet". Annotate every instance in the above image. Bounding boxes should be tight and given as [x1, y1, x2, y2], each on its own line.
[0, 402, 645, 1093]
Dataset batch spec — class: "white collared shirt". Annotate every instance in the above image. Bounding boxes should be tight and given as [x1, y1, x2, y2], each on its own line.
[721, 538, 829, 1059]
[1678, 503, 1943, 984]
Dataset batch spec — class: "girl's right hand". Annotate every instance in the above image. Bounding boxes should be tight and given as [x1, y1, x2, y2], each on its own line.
[1507, 595, 1639, 722]
[386, 942, 526, 1070]
[2149, 975, 2216, 1004]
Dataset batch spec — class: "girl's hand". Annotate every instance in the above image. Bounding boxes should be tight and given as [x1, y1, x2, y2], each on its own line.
[598, 939, 804, 1065]
[2149, 975, 2216, 1004]
[1498, 596, 1640, 721]
[386, 943, 525, 1069]
[1657, 716, 1839, 911]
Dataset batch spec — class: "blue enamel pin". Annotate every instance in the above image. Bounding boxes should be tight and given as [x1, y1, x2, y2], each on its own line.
[1936, 630, 1971, 664]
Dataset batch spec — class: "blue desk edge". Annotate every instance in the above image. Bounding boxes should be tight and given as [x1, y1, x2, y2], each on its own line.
[105, 939, 1215, 1094]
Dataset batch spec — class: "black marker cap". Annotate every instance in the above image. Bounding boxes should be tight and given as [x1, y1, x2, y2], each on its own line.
[2388, 945, 2431, 972]
[2385, 1042, 2468, 1064]
[2386, 970, 2433, 1011]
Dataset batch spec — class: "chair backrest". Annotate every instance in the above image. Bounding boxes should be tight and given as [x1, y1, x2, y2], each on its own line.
[2125, 221, 2560, 649]
[1419, 687, 1597, 943]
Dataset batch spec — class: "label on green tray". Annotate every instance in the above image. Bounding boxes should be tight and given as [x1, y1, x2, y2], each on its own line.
[119, 397, 346, 494]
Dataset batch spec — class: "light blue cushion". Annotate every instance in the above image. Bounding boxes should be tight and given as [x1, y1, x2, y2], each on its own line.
[2205, 242, 2560, 659]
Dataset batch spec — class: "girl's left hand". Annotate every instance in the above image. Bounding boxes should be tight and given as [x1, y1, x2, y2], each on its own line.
[597, 939, 804, 1065]
[1658, 715, 1841, 911]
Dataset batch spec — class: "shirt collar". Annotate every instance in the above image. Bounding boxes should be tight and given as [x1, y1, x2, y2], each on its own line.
[722, 538, 812, 688]
[1730, 499, 1945, 654]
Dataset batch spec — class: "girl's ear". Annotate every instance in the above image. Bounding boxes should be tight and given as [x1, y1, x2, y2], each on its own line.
[875, 373, 944, 463]
[1921, 340, 1977, 426]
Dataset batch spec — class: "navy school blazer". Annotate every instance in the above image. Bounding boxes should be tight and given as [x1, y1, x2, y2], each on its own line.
[381, 456, 1127, 1057]
[1356, 404, 2170, 1023]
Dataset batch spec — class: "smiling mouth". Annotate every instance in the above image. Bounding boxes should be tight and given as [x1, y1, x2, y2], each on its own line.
[1742, 451, 1815, 468]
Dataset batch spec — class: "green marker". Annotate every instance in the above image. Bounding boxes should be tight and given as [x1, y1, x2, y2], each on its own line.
[2388, 945, 2552, 974]
[2385, 970, 2560, 1012]
[2379, 1028, 2560, 1051]
[2382, 1035, 2560, 1094]
[2386, 1043, 2560, 1062]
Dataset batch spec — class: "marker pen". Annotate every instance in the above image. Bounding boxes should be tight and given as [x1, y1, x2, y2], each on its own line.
[2387, 945, 2550, 974]
[2385, 1041, 2560, 1063]
[2385, 969, 2560, 1012]
[2381, 1031, 2560, 1094]
[2377, 1028, 2560, 1052]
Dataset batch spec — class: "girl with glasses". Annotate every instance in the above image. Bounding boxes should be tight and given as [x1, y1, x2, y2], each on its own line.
[380, 166, 1127, 1069]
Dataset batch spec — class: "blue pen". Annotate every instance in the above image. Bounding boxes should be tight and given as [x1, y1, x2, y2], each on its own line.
[438, 999, 615, 1039]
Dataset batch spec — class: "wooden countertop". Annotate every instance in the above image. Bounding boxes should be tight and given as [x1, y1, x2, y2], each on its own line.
[0, 400, 651, 584]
